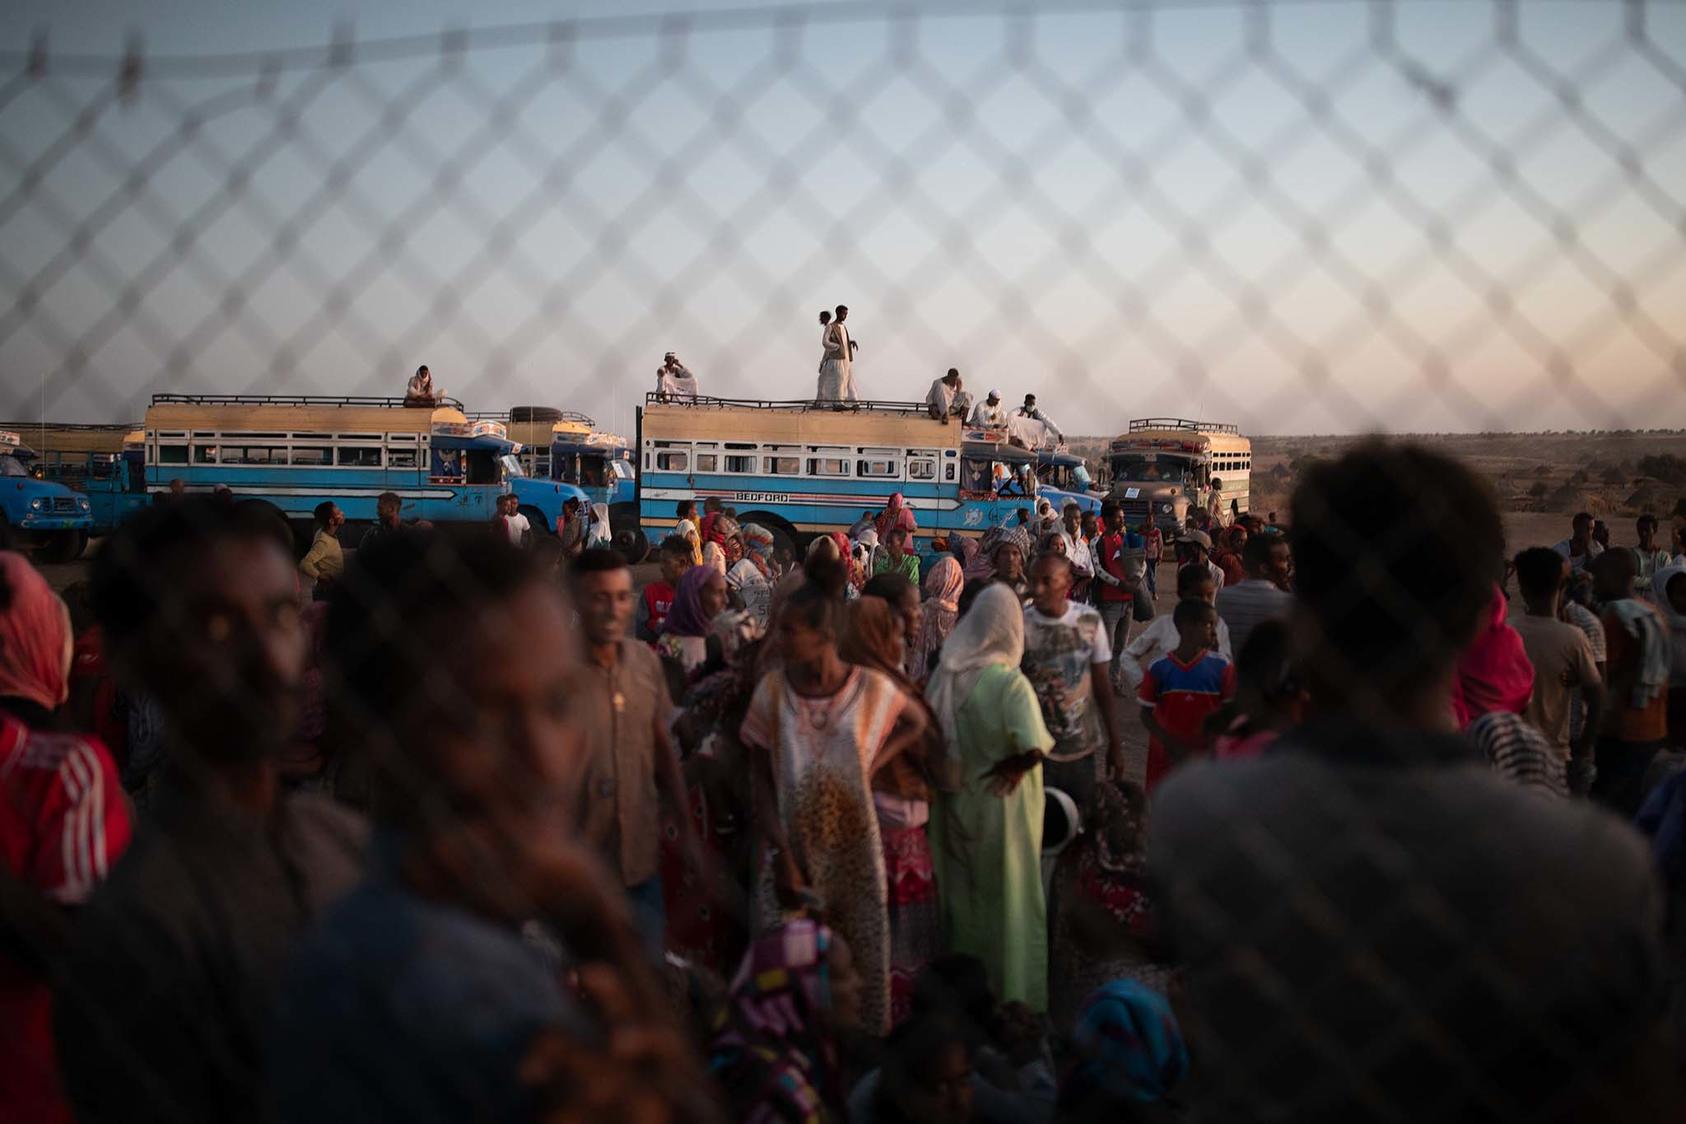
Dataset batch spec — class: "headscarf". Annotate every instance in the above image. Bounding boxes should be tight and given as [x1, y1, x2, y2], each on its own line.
[924, 583, 1026, 791]
[911, 557, 965, 685]
[1035, 497, 1057, 533]
[742, 523, 776, 578]
[952, 535, 987, 582]
[1062, 981, 1188, 1106]
[832, 531, 865, 592]
[1450, 584, 1534, 729]
[701, 540, 727, 577]
[663, 564, 719, 639]
[709, 920, 844, 1123]
[0, 552, 73, 712]
[874, 493, 917, 540]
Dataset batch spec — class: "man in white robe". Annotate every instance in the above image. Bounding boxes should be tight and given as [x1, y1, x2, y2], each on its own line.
[816, 305, 857, 403]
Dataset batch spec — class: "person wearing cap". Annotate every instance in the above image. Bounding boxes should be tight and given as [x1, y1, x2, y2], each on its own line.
[1178, 529, 1225, 591]
[656, 353, 698, 399]
[924, 368, 971, 424]
[1013, 394, 1063, 443]
[969, 389, 1007, 428]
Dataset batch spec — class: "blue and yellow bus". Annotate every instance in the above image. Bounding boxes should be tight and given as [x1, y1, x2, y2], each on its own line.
[144, 394, 587, 546]
[635, 394, 1096, 558]
[0, 430, 96, 561]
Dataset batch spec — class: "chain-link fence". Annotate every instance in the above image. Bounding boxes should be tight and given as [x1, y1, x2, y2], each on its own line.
[4, 2, 1686, 1121]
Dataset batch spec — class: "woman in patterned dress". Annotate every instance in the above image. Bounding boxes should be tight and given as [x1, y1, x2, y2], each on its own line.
[741, 585, 931, 1037]
[840, 596, 943, 1025]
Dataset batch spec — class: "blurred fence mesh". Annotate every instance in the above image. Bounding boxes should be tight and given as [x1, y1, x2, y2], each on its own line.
[0, 0, 1683, 434]
[4, 2, 1686, 1118]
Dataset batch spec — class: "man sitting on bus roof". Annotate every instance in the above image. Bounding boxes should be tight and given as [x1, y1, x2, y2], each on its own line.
[656, 353, 699, 400]
[969, 389, 1007, 428]
[404, 364, 444, 407]
[1013, 393, 1063, 443]
[924, 369, 972, 424]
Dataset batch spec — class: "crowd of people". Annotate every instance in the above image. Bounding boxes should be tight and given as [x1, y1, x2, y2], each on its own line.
[3, 442, 1686, 1122]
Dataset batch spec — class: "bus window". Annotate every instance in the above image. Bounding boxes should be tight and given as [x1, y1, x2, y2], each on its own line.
[857, 448, 900, 478]
[808, 456, 849, 476]
[656, 450, 688, 472]
[765, 444, 802, 478]
[221, 445, 285, 465]
[293, 447, 332, 466]
[336, 446, 382, 467]
[158, 445, 188, 464]
[695, 452, 719, 472]
[390, 448, 419, 469]
[499, 454, 527, 480]
[466, 451, 501, 486]
[724, 453, 755, 473]
[580, 455, 607, 487]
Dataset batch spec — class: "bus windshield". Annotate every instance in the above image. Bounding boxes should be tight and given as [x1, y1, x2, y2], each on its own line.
[499, 454, 527, 480]
[1110, 453, 1193, 484]
[0, 455, 26, 478]
[1071, 463, 1093, 490]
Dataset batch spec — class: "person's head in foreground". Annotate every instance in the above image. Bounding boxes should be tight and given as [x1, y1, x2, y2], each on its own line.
[1592, 546, 1638, 605]
[1176, 562, 1217, 606]
[1056, 981, 1188, 1124]
[1290, 441, 1505, 727]
[992, 541, 1025, 587]
[93, 497, 304, 773]
[658, 534, 695, 585]
[872, 1015, 975, 1124]
[1029, 551, 1074, 618]
[1173, 597, 1219, 655]
[711, 920, 863, 1123]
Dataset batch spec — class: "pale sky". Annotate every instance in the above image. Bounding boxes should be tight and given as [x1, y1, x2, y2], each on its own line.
[1, 0, 1683, 437]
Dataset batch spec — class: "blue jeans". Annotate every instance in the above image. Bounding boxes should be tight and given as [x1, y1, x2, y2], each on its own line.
[1145, 559, 1159, 597]
[626, 876, 667, 961]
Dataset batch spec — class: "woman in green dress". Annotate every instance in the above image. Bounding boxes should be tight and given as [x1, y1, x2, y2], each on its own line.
[925, 582, 1055, 1011]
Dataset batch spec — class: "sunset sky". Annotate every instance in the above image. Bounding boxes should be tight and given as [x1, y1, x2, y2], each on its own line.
[1, 0, 1682, 437]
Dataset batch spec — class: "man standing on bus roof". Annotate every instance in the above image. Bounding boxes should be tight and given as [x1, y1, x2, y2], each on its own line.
[969, 389, 1007, 429]
[816, 305, 857, 405]
[1014, 393, 1063, 443]
[404, 365, 443, 407]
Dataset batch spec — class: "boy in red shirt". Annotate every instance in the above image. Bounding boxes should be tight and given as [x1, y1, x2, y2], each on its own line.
[636, 535, 693, 644]
[1139, 598, 1237, 791]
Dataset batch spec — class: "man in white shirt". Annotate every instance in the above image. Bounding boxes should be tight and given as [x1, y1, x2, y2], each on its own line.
[1022, 551, 1125, 810]
[1120, 562, 1234, 692]
[656, 353, 699, 399]
[496, 493, 531, 547]
[1058, 502, 1093, 579]
[924, 369, 968, 423]
[1177, 529, 1225, 591]
[404, 364, 444, 406]
[1013, 393, 1063, 442]
[969, 389, 1008, 429]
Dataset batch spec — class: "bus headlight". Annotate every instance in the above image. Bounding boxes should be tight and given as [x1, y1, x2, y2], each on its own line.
[77, 496, 91, 511]
[1158, 503, 1173, 514]
[28, 497, 43, 511]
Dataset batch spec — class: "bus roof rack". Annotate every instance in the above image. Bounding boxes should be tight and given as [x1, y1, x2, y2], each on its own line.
[645, 392, 932, 417]
[1127, 418, 1239, 435]
[0, 421, 138, 432]
[150, 393, 465, 410]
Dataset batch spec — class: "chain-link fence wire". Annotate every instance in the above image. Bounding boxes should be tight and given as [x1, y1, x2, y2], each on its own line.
[4, 0, 1686, 1118]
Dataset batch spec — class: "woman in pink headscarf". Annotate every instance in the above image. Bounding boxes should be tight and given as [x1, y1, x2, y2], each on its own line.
[0, 551, 132, 1124]
[874, 493, 918, 542]
[910, 555, 964, 685]
[0, 552, 74, 726]
[1450, 583, 1535, 728]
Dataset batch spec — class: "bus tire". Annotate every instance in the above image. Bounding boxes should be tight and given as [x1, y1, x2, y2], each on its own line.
[40, 530, 87, 564]
[612, 527, 649, 564]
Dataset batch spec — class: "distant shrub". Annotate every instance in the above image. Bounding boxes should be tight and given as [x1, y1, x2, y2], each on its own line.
[1600, 465, 1627, 486]
[1528, 481, 1551, 499]
[1637, 454, 1686, 484]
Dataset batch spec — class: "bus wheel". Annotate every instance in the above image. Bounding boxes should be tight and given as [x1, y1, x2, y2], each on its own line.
[40, 530, 87, 564]
[612, 526, 649, 564]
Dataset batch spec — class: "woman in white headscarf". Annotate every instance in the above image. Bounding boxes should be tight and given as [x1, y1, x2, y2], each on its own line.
[925, 583, 1055, 1011]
